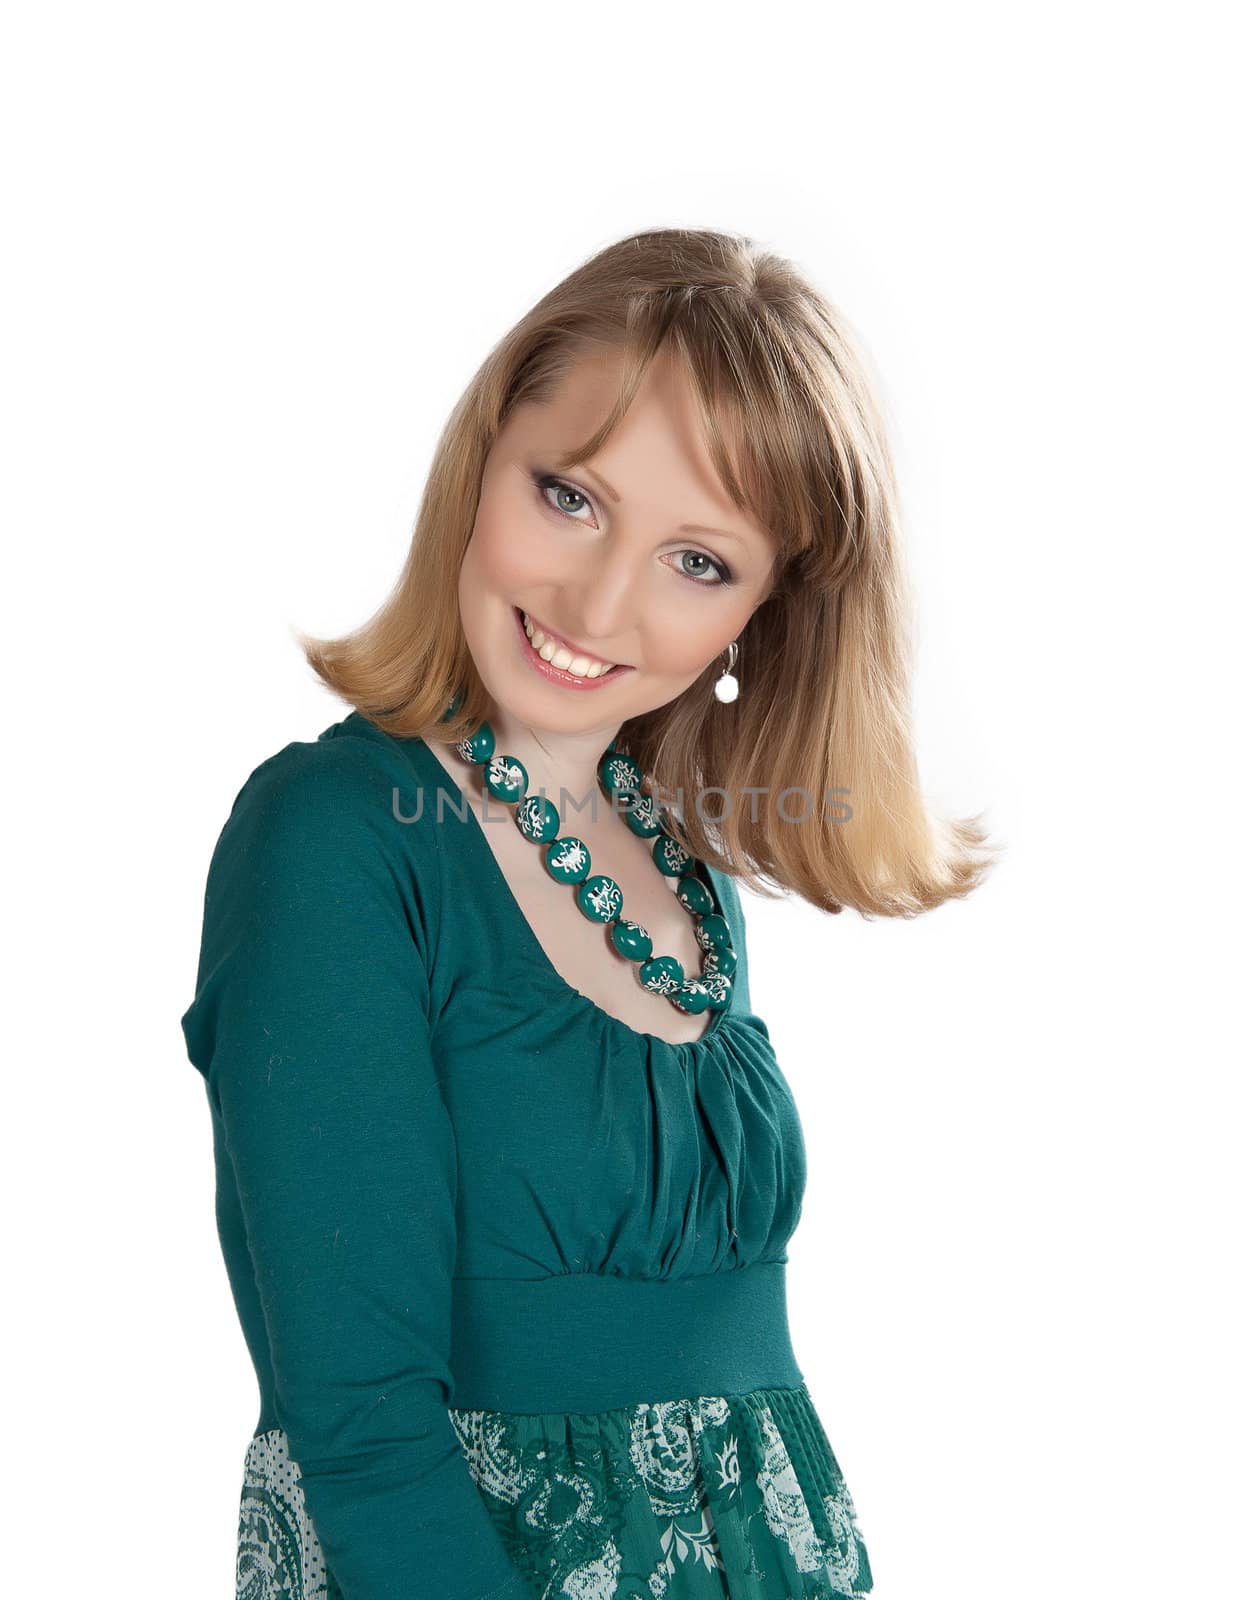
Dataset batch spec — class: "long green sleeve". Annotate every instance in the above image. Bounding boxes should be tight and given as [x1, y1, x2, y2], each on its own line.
[181, 738, 527, 1600]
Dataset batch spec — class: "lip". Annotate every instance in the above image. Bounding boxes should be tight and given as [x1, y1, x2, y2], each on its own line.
[513, 606, 635, 690]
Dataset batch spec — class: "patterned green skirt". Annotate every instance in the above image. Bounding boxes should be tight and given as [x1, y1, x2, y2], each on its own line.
[236, 1381, 873, 1598]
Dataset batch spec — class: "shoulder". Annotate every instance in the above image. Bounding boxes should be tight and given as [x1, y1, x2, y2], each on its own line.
[210, 727, 441, 903]
[183, 731, 446, 1074]
[230, 731, 394, 826]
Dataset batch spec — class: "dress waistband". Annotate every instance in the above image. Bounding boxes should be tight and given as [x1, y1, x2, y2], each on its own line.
[448, 1260, 803, 1413]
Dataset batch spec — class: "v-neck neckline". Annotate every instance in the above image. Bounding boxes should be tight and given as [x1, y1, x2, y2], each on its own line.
[408, 730, 731, 1053]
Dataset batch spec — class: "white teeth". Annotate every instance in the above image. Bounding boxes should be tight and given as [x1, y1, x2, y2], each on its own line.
[521, 610, 617, 677]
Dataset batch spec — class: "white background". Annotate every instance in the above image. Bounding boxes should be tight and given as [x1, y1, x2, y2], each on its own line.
[5, 3, 1232, 1596]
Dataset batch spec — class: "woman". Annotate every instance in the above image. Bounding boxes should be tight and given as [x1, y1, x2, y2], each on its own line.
[181, 227, 992, 1599]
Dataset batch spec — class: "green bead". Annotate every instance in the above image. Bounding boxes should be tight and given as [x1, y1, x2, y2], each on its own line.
[675, 874, 715, 916]
[622, 792, 663, 838]
[610, 918, 653, 962]
[599, 752, 643, 799]
[639, 954, 684, 995]
[577, 874, 623, 923]
[484, 753, 527, 803]
[442, 692, 461, 724]
[670, 978, 714, 1015]
[695, 913, 731, 953]
[701, 971, 733, 1009]
[653, 834, 694, 877]
[457, 725, 494, 764]
[516, 792, 559, 843]
[703, 945, 738, 980]
[545, 835, 590, 883]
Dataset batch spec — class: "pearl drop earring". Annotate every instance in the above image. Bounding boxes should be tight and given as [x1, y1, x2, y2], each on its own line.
[713, 641, 739, 703]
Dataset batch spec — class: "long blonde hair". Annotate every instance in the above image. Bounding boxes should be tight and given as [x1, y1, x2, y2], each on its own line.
[296, 226, 996, 917]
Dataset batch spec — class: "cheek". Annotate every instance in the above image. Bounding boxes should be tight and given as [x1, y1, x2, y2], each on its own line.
[466, 498, 552, 590]
[638, 604, 748, 679]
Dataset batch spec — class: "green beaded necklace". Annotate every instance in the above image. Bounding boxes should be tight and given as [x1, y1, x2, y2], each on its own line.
[442, 701, 738, 1022]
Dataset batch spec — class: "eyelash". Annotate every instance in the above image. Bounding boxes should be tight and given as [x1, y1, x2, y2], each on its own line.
[529, 471, 735, 588]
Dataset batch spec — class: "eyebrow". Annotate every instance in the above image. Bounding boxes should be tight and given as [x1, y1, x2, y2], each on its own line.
[556, 457, 747, 545]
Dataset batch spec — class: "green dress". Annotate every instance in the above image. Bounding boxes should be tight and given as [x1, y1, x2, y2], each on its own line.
[181, 710, 875, 1600]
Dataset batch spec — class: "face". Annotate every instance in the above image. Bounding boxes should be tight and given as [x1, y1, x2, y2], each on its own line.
[457, 345, 778, 736]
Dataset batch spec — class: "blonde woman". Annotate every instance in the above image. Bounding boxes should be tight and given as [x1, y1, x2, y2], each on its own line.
[182, 227, 992, 1599]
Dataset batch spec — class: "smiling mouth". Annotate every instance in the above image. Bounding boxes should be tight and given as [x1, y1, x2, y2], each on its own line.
[516, 607, 633, 677]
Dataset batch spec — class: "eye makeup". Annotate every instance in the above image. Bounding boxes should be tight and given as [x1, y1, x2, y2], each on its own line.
[527, 468, 736, 588]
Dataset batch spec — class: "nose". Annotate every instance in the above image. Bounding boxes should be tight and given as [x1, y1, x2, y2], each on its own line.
[556, 549, 642, 664]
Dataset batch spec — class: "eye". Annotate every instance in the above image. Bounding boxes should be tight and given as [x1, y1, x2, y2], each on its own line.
[533, 472, 595, 522]
[529, 471, 734, 588]
[669, 550, 732, 586]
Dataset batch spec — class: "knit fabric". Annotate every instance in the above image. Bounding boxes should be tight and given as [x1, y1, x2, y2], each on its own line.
[181, 712, 874, 1599]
